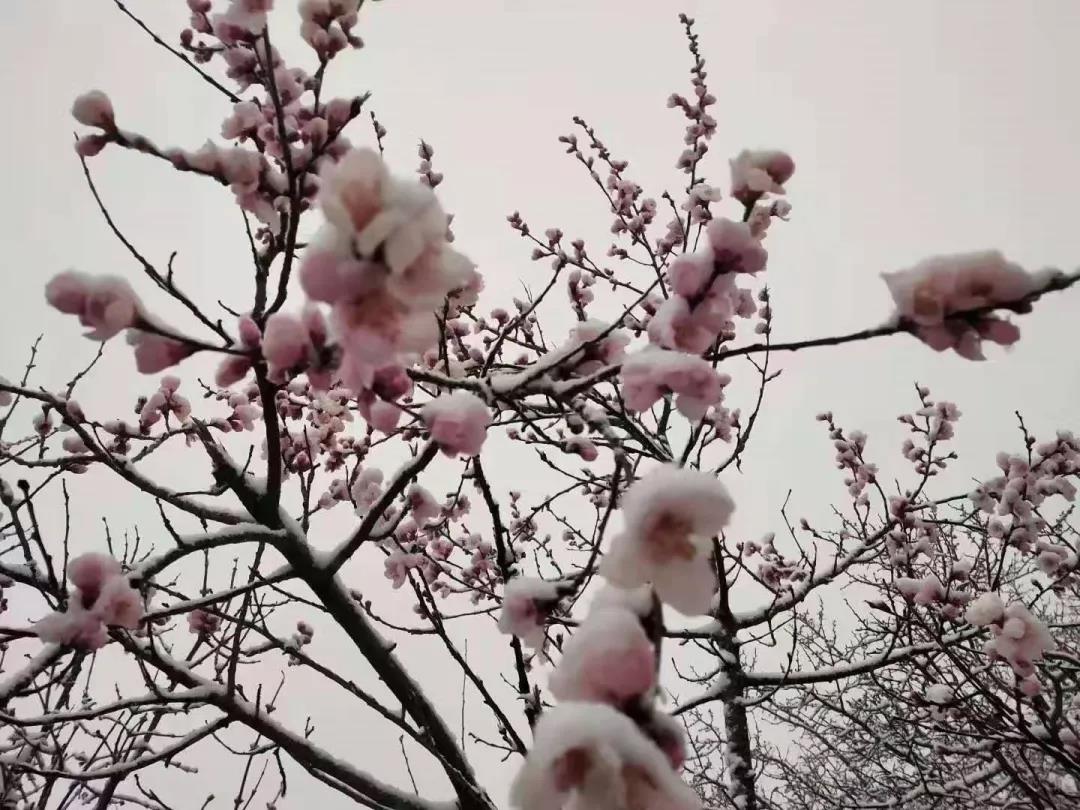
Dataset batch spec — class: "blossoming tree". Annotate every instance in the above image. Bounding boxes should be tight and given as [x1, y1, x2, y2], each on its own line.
[1, 2, 1078, 809]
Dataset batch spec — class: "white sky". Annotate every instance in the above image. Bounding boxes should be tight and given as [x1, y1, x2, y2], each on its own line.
[1, 1, 1078, 807]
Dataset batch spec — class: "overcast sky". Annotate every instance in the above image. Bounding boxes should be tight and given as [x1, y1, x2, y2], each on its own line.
[2, 1, 1079, 807]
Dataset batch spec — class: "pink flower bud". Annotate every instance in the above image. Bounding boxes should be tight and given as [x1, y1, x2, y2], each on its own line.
[72, 90, 116, 130]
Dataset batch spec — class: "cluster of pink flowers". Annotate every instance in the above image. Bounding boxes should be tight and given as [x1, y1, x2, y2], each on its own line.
[895, 574, 973, 620]
[645, 219, 762, 355]
[261, 307, 333, 387]
[898, 388, 961, 476]
[34, 553, 143, 650]
[299, 0, 363, 57]
[509, 588, 694, 810]
[970, 433, 1079, 582]
[554, 319, 630, 378]
[45, 271, 142, 341]
[298, 147, 480, 397]
[883, 251, 1058, 359]
[501, 464, 731, 810]
[621, 349, 730, 421]
[139, 376, 192, 430]
[743, 532, 808, 592]
[965, 593, 1056, 694]
[421, 391, 491, 457]
[816, 412, 878, 502]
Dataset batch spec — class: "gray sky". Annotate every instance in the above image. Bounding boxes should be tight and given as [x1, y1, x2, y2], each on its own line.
[2, 1, 1079, 807]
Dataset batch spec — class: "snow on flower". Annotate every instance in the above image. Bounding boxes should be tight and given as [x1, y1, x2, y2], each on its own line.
[729, 149, 795, 203]
[548, 606, 657, 705]
[924, 684, 954, 705]
[510, 702, 699, 810]
[620, 348, 727, 420]
[965, 592, 1005, 627]
[407, 484, 441, 525]
[187, 608, 221, 635]
[982, 601, 1056, 678]
[298, 148, 480, 388]
[498, 577, 563, 649]
[557, 319, 630, 376]
[71, 90, 116, 131]
[883, 251, 1055, 360]
[33, 553, 143, 650]
[128, 331, 193, 374]
[45, 271, 141, 340]
[600, 465, 733, 616]
[421, 391, 491, 457]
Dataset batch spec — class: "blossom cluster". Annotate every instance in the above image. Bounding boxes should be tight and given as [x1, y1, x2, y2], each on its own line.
[34, 553, 143, 650]
[883, 251, 1059, 359]
[502, 464, 733, 810]
[966, 592, 1056, 694]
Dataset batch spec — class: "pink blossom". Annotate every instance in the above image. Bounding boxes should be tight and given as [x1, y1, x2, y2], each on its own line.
[511, 703, 700, 810]
[384, 550, 419, 589]
[498, 577, 562, 649]
[559, 319, 630, 376]
[705, 218, 768, 275]
[68, 552, 122, 596]
[319, 147, 450, 274]
[729, 149, 795, 203]
[620, 348, 726, 420]
[421, 391, 491, 457]
[262, 313, 313, 379]
[187, 608, 221, 635]
[34, 606, 109, 650]
[33, 552, 143, 649]
[76, 134, 109, 157]
[647, 295, 729, 354]
[981, 601, 1056, 678]
[129, 332, 193, 374]
[216, 355, 253, 387]
[45, 271, 141, 340]
[94, 577, 143, 629]
[601, 465, 733, 616]
[71, 90, 116, 130]
[549, 607, 657, 704]
[883, 251, 1051, 359]
[407, 484, 441, 525]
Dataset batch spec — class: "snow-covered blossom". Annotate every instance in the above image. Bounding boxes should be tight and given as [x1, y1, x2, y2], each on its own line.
[558, 319, 630, 376]
[498, 577, 563, 648]
[601, 465, 733, 615]
[128, 331, 193, 374]
[71, 90, 116, 130]
[45, 271, 141, 340]
[981, 601, 1056, 678]
[299, 0, 362, 57]
[187, 609, 221, 635]
[407, 484, 441, 525]
[549, 607, 657, 704]
[211, 0, 271, 44]
[298, 148, 479, 388]
[729, 149, 795, 203]
[384, 550, 421, 589]
[34, 553, 143, 650]
[510, 702, 699, 810]
[621, 349, 727, 420]
[883, 251, 1055, 359]
[421, 391, 491, 457]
